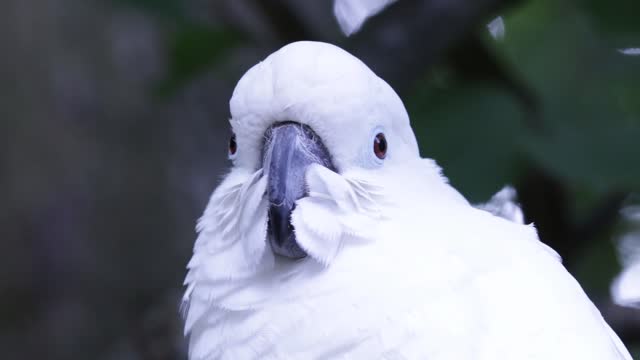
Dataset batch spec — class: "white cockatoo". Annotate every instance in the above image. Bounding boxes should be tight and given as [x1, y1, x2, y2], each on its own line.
[182, 41, 632, 359]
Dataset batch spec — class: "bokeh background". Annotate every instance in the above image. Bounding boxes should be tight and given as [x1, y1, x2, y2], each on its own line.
[2, 0, 639, 359]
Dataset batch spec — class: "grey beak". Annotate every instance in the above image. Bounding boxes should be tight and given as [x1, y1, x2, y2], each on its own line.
[263, 122, 335, 259]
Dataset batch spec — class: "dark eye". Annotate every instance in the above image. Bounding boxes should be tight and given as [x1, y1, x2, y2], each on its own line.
[373, 133, 387, 159]
[228, 134, 237, 157]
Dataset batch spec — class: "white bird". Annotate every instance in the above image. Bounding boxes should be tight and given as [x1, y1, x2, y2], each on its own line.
[182, 41, 632, 360]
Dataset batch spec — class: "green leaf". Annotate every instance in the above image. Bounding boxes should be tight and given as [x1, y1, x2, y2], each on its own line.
[495, 0, 640, 192]
[523, 119, 640, 192]
[407, 82, 527, 202]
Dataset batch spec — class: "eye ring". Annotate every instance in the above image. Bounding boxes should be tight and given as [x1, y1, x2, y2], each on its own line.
[373, 133, 387, 159]
[228, 134, 238, 159]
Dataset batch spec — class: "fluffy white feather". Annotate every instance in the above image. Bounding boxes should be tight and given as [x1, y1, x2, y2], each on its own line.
[182, 41, 631, 360]
[333, 0, 398, 35]
[612, 262, 640, 309]
[487, 16, 506, 40]
[476, 185, 523, 224]
[611, 205, 640, 309]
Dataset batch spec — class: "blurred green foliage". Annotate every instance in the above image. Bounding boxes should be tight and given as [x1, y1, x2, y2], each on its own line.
[410, 0, 640, 200]
[579, 0, 640, 38]
[408, 85, 526, 201]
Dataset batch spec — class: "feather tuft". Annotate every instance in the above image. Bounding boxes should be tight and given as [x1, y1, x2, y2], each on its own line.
[333, 0, 398, 36]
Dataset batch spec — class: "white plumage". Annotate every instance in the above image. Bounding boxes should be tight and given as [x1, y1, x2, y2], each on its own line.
[182, 41, 631, 359]
[475, 186, 523, 225]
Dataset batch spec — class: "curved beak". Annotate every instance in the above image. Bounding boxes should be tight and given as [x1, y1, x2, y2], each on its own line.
[262, 122, 335, 259]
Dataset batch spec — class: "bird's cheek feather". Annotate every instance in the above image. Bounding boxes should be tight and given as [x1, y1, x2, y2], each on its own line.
[290, 165, 385, 266]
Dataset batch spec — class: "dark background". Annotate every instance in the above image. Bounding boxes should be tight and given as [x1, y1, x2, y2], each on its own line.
[1, 0, 639, 359]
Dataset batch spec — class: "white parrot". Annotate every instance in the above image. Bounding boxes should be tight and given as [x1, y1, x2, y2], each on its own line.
[182, 41, 632, 359]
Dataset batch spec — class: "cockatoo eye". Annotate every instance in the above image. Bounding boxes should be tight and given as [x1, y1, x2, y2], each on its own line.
[228, 134, 238, 158]
[373, 133, 387, 159]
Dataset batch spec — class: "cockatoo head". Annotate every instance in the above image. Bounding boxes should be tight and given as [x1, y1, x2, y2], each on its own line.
[226, 41, 419, 259]
[228, 41, 418, 172]
[187, 41, 426, 296]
